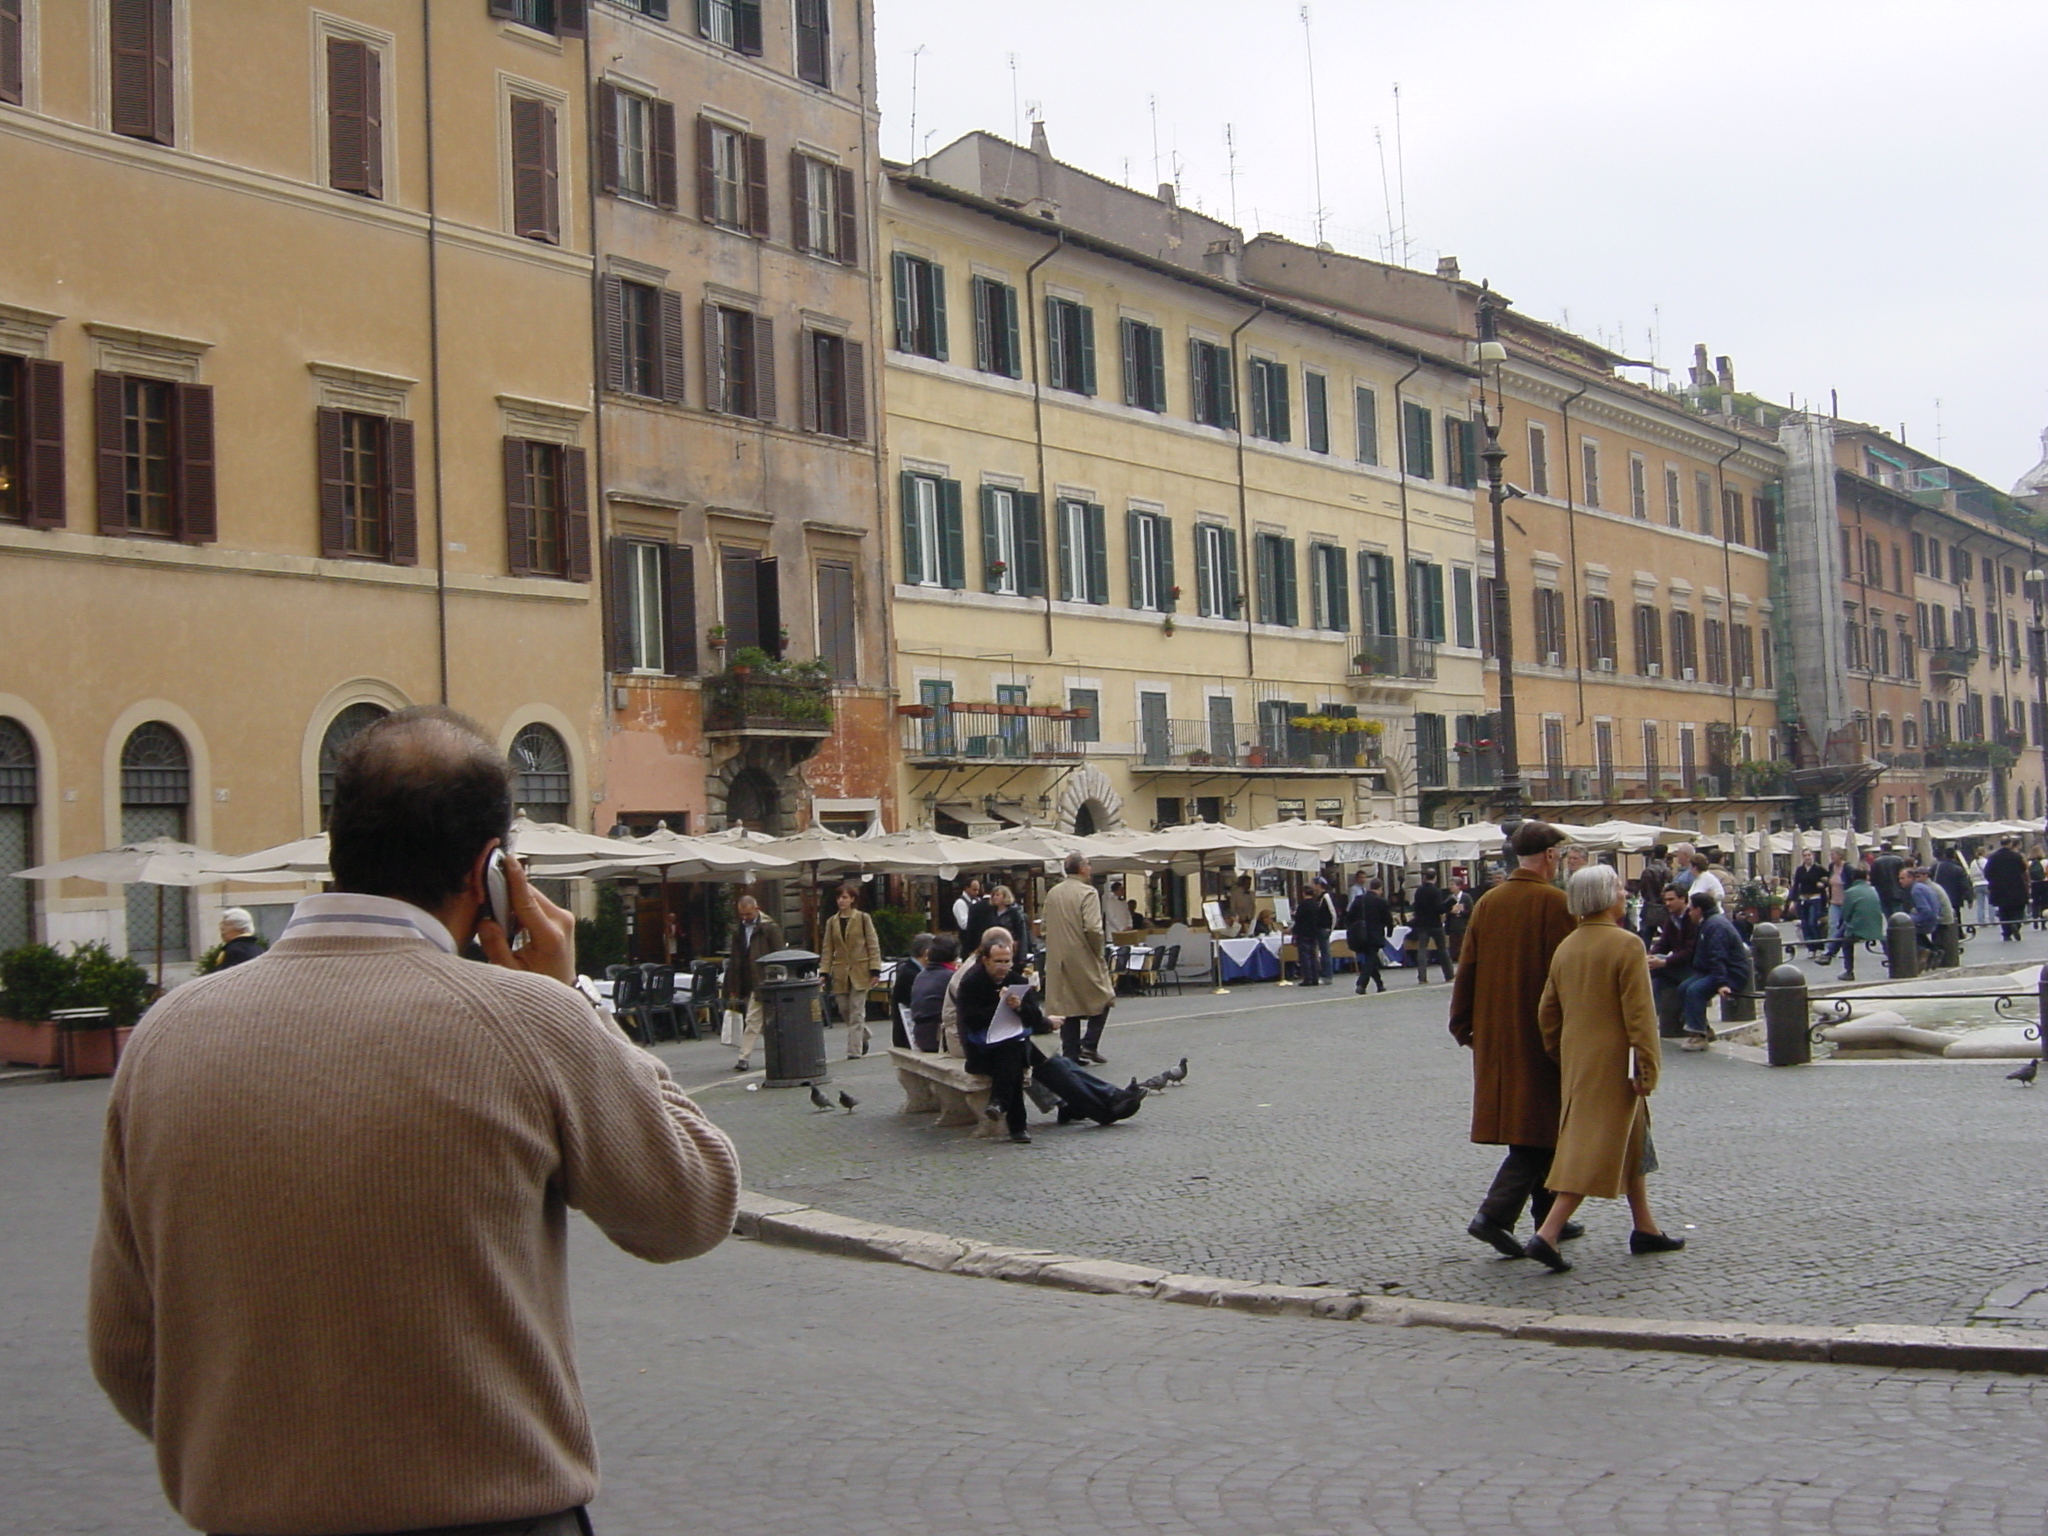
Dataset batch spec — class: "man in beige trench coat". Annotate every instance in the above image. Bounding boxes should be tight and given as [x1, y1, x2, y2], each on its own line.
[1043, 852, 1116, 1063]
[1447, 820, 1577, 1258]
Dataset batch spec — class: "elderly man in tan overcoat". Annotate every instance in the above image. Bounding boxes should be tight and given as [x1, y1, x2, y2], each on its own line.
[1447, 820, 1576, 1258]
[1043, 852, 1116, 1063]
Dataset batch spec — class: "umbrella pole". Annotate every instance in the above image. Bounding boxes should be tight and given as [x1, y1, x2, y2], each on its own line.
[154, 883, 165, 994]
[1206, 853, 1228, 995]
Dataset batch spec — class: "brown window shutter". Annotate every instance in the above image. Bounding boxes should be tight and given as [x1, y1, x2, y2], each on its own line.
[600, 274, 626, 393]
[562, 446, 591, 581]
[94, 371, 126, 533]
[510, 96, 559, 242]
[539, 101, 561, 242]
[745, 133, 770, 238]
[173, 382, 215, 543]
[327, 39, 379, 196]
[754, 555, 781, 658]
[556, 0, 587, 37]
[503, 437, 533, 575]
[843, 338, 867, 442]
[797, 331, 818, 433]
[651, 99, 678, 209]
[386, 417, 417, 565]
[666, 543, 698, 675]
[659, 288, 687, 404]
[606, 538, 634, 671]
[720, 547, 759, 651]
[695, 114, 717, 222]
[595, 82, 619, 195]
[146, 0, 173, 143]
[110, 0, 159, 140]
[702, 301, 723, 410]
[834, 166, 858, 265]
[22, 358, 64, 528]
[359, 44, 384, 198]
[316, 406, 347, 556]
[1, 0, 25, 107]
[789, 150, 811, 254]
[750, 315, 775, 421]
[488, 0, 519, 18]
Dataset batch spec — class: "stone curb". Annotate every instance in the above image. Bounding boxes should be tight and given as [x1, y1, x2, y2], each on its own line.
[734, 1190, 2048, 1375]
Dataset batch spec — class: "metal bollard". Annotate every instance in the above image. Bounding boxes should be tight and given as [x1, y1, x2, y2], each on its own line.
[1764, 964, 1812, 1066]
[1885, 910, 1921, 979]
[1935, 919, 1962, 970]
[1725, 922, 1778, 1026]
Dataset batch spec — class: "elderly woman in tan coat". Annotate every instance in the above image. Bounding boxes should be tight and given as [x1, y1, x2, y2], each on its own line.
[1523, 863, 1685, 1272]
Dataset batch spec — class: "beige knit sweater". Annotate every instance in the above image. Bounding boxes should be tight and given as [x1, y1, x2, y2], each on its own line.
[88, 930, 741, 1536]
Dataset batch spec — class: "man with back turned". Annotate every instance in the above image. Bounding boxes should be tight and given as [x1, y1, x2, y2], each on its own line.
[89, 706, 741, 1536]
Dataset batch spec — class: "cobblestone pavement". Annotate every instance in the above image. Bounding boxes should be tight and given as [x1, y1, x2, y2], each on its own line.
[662, 929, 2048, 1333]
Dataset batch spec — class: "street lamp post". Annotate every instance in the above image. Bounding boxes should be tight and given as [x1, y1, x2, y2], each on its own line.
[2028, 560, 2048, 837]
[1476, 298, 1523, 850]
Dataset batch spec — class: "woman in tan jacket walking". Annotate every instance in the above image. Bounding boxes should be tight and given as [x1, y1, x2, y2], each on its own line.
[1525, 864, 1684, 1272]
[818, 882, 883, 1059]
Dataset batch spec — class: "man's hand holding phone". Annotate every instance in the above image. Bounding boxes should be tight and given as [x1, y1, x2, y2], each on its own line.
[477, 849, 576, 987]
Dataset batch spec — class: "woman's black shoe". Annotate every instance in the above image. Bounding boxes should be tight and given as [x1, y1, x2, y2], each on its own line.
[1629, 1229, 1686, 1254]
[1524, 1234, 1573, 1272]
[1008, 1132, 1033, 1145]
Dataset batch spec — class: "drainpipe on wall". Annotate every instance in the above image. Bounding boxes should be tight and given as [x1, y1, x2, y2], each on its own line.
[580, 20, 609, 784]
[1387, 359, 1423, 821]
[1712, 434, 1746, 794]
[1229, 302, 1267, 679]
[1555, 383, 1590, 734]
[421, 1, 449, 704]
[1023, 233, 1065, 660]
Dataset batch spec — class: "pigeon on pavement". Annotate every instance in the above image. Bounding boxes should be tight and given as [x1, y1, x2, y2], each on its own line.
[1164, 1057, 1189, 1085]
[838, 1090, 859, 1113]
[2009, 1059, 2039, 1086]
[807, 1083, 834, 1111]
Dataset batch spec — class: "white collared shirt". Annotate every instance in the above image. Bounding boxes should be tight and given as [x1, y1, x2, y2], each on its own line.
[281, 892, 459, 954]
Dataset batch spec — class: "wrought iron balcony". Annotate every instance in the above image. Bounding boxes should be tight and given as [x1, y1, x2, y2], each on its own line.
[1348, 635, 1438, 685]
[1929, 646, 1977, 685]
[703, 671, 834, 736]
[1131, 718, 1384, 773]
[899, 703, 1090, 765]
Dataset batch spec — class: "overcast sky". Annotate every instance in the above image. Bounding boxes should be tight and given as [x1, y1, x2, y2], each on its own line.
[873, 0, 2048, 492]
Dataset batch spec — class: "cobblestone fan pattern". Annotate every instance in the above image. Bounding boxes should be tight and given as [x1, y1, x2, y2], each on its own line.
[678, 933, 2048, 1332]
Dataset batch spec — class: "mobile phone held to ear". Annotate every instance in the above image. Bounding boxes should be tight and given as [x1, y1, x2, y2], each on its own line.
[485, 848, 522, 946]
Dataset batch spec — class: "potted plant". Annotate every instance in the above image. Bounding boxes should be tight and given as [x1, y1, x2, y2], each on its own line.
[1162, 615, 1177, 636]
[1187, 748, 1213, 766]
[0, 942, 152, 1073]
[727, 644, 773, 678]
[706, 623, 727, 651]
[897, 703, 936, 719]
[987, 558, 1009, 584]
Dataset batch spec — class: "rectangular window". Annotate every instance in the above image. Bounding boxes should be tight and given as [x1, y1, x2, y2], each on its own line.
[1642, 723, 1661, 789]
[618, 279, 659, 398]
[1755, 493, 1777, 552]
[1255, 533, 1299, 627]
[979, 486, 1043, 596]
[1407, 559, 1446, 642]
[1669, 610, 1698, 678]
[698, 118, 767, 235]
[110, 0, 175, 145]
[1402, 402, 1434, 479]
[1927, 540, 1943, 581]
[1120, 319, 1167, 412]
[0, 354, 64, 529]
[1527, 424, 1548, 497]
[1478, 576, 1497, 657]
[1704, 617, 1728, 685]
[1055, 498, 1109, 603]
[898, 472, 963, 588]
[608, 539, 696, 676]
[0, 357, 17, 523]
[1126, 509, 1175, 612]
[1414, 714, 1448, 788]
[705, 304, 773, 419]
[1664, 467, 1682, 528]
[1194, 522, 1239, 618]
[892, 253, 948, 360]
[800, 329, 866, 441]
[1728, 490, 1751, 546]
[1443, 416, 1477, 489]
[1628, 455, 1648, 519]
[1633, 602, 1663, 675]
[816, 559, 856, 681]
[317, 408, 419, 565]
[1308, 542, 1348, 631]
[1304, 371, 1330, 454]
[326, 37, 384, 198]
[95, 372, 214, 544]
[1579, 439, 1601, 509]
[1451, 566, 1476, 649]
[1354, 386, 1379, 464]
[493, 0, 587, 35]
[503, 437, 589, 581]
[1247, 358, 1290, 442]
[1206, 695, 1236, 761]
[1732, 624, 1756, 686]
[1046, 297, 1097, 395]
[1068, 688, 1100, 744]
[1359, 551, 1399, 637]
[697, 0, 762, 54]
[791, 153, 856, 262]
[1532, 587, 1566, 663]
[599, 84, 677, 207]
[1189, 340, 1236, 428]
[718, 546, 779, 656]
[1584, 594, 1616, 666]
[509, 95, 561, 244]
[1912, 532, 1926, 574]
[972, 277, 1021, 378]
[794, 0, 830, 86]
[1, 0, 22, 106]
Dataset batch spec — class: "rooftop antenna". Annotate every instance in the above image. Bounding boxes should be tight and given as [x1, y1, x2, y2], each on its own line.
[1374, 126, 1397, 262]
[1149, 95, 1161, 189]
[1393, 83, 1411, 265]
[1301, 5, 1327, 245]
[1935, 397, 1946, 457]
[1225, 123, 1240, 228]
[1008, 53, 1020, 144]
[907, 45, 925, 163]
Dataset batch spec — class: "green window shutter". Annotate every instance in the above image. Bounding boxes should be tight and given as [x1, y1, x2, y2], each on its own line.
[1015, 492, 1045, 596]
[1187, 337, 1204, 421]
[899, 470, 922, 583]
[1452, 567, 1476, 648]
[972, 277, 992, 372]
[1255, 535, 1275, 623]
[1085, 502, 1108, 603]
[939, 478, 965, 588]
[1306, 372, 1328, 453]
[1218, 351, 1236, 429]
[1044, 297, 1065, 390]
[1355, 387, 1379, 463]
[929, 263, 949, 361]
[1120, 318, 1139, 407]
[1280, 538, 1299, 627]
[1001, 285, 1022, 378]
[1248, 360, 1269, 439]
[1460, 419, 1479, 488]
[1272, 364, 1291, 444]
[1158, 516, 1176, 612]
[1126, 508, 1145, 606]
[1076, 307, 1097, 396]
[1148, 327, 1167, 413]
[1221, 529, 1242, 617]
[1194, 525, 1213, 617]
[1428, 565, 1446, 640]
[1055, 501, 1074, 601]
[891, 254, 913, 351]
[980, 483, 1002, 588]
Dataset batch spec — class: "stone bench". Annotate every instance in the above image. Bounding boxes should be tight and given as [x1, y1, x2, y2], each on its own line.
[888, 1046, 998, 1137]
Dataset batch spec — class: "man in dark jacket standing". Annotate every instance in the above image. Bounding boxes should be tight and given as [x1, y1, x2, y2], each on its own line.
[1345, 876, 1395, 994]
[1291, 875, 1338, 986]
[1933, 847, 1974, 929]
[1790, 852, 1829, 945]
[1870, 842, 1908, 917]
[1987, 838, 2031, 941]
[1449, 821, 1575, 1257]
[1408, 873, 1456, 984]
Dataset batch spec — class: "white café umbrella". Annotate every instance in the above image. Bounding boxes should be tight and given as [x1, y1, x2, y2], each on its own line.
[1107, 822, 1278, 989]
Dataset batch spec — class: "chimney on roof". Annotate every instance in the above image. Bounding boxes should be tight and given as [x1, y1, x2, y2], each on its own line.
[1690, 343, 1711, 389]
[1202, 238, 1240, 283]
[1716, 355, 1736, 393]
[1436, 255, 1461, 281]
[1157, 182, 1176, 207]
[1029, 119, 1051, 161]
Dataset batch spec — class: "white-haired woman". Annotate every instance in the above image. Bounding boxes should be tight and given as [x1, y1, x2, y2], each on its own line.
[1523, 863, 1682, 1272]
[215, 909, 267, 969]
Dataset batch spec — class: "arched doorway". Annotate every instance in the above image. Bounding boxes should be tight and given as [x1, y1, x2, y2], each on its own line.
[725, 766, 781, 832]
[1072, 801, 1099, 837]
[511, 723, 573, 827]
[121, 721, 191, 961]
[317, 702, 389, 827]
[0, 719, 36, 950]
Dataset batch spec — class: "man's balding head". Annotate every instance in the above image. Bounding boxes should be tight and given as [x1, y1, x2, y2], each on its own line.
[328, 706, 513, 911]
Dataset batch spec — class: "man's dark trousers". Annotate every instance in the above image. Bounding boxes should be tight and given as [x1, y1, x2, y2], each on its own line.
[1478, 1144, 1558, 1229]
[1060, 1011, 1108, 1058]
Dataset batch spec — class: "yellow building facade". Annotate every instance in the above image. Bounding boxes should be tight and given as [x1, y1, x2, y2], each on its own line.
[881, 133, 1484, 912]
[0, 1, 599, 960]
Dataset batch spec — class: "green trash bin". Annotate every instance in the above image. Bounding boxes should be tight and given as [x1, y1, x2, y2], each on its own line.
[757, 948, 828, 1088]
